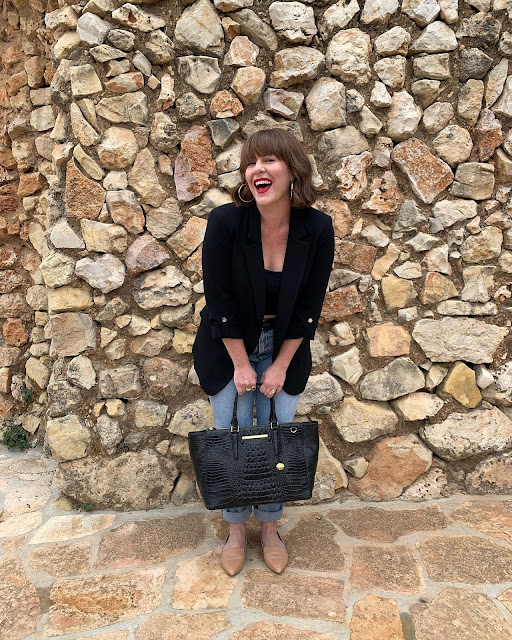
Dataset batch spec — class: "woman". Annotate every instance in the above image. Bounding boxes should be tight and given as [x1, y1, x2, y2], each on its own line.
[192, 128, 335, 576]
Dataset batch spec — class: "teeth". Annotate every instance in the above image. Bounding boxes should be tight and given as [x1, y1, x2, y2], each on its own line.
[255, 180, 271, 187]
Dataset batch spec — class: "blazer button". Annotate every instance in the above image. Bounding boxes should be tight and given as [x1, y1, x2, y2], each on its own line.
[221, 317, 227, 322]
[308, 317, 313, 323]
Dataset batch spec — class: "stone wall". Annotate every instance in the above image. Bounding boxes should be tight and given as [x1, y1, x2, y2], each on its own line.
[2, 0, 512, 509]
[0, 0, 52, 432]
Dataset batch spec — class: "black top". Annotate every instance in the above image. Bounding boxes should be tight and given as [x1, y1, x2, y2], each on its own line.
[264, 269, 282, 316]
[192, 202, 335, 396]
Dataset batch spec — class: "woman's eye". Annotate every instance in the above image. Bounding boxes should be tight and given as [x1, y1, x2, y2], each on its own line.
[264, 157, 275, 162]
[247, 161, 255, 166]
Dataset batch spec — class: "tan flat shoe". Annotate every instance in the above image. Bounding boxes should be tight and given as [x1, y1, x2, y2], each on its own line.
[261, 531, 288, 574]
[220, 534, 246, 576]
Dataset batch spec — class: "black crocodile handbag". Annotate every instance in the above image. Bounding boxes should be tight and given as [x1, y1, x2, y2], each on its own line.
[188, 391, 319, 510]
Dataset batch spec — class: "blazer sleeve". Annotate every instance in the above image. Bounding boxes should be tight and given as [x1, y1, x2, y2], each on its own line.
[285, 217, 335, 340]
[202, 207, 243, 340]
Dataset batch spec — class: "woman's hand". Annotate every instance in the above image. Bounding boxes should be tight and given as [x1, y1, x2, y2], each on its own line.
[260, 363, 286, 398]
[233, 364, 257, 395]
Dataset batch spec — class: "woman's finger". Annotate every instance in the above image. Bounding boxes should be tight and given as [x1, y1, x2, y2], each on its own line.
[235, 378, 248, 394]
[234, 370, 257, 395]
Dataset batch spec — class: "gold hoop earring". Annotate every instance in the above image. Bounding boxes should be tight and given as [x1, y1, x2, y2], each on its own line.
[290, 182, 294, 200]
[238, 184, 254, 203]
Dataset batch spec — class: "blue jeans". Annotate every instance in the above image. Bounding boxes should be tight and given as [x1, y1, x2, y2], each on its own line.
[209, 328, 300, 523]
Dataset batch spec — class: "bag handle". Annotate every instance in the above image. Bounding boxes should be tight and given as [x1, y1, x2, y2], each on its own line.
[231, 382, 278, 431]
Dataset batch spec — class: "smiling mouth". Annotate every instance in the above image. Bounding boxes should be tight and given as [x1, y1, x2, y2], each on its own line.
[254, 179, 272, 193]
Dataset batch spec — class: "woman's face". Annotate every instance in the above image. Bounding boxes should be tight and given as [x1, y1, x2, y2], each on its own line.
[245, 155, 293, 210]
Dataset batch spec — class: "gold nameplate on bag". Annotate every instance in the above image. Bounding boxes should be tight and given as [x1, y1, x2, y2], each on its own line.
[276, 463, 285, 470]
[241, 434, 269, 440]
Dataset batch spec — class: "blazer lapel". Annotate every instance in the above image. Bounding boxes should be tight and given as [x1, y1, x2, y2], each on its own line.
[275, 210, 308, 338]
[244, 204, 265, 324]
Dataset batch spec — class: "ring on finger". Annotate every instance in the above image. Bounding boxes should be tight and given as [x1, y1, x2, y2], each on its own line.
[270, 388, 276, 395]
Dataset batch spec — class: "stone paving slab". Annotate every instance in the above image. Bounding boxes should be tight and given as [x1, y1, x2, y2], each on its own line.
[2, 446, 512, 640]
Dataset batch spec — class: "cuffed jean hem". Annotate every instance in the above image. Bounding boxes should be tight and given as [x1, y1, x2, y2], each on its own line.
[222, 504, 284, 523]
[254, 504, 284, 522]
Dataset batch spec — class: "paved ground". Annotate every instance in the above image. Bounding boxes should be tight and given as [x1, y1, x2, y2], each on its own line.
[2, 446, 512, 640]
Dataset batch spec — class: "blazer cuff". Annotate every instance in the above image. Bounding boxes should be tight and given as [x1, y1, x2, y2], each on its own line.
[284, 316, 318, 340]
[210, 317, 243, 340]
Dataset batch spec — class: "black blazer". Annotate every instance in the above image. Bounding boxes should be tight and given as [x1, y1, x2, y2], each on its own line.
[192, 201, 335, 396]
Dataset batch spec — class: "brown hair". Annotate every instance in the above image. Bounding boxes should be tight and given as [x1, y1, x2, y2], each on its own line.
[232, 128, 316, 208]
